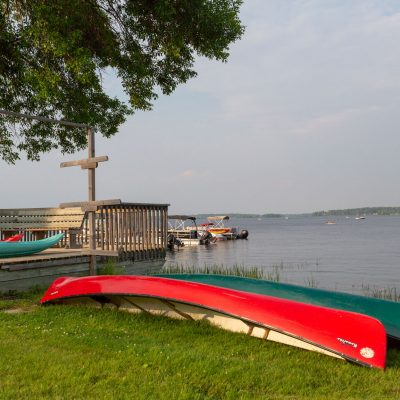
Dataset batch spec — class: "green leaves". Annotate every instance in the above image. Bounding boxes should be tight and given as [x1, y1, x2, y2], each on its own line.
[0, 0, 243, 163]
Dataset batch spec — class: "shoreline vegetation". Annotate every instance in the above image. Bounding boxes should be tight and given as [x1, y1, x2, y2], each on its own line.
[161, 263, 400, 302]
[198, 207, 400, 218]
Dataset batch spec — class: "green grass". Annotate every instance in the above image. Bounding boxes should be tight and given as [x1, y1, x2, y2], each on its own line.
[1, 293, 400, 399]
[0, 288, 43, 311]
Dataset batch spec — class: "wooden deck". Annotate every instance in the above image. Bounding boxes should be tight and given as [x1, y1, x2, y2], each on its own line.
[0, 248, 89, 271]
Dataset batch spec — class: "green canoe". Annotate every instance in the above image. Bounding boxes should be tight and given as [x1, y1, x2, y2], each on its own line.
[0, 233, 64, 258]
[157, 273, 400, 341]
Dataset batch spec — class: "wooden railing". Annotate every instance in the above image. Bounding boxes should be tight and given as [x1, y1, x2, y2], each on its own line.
[0, 203, 169, 262]
[89, 203, 168, 261]
[0, 207, 86, 247]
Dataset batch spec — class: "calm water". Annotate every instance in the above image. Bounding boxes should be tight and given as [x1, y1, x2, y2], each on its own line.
[165, 216, 400, 295]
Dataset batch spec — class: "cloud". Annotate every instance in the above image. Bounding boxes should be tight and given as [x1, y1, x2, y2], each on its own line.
[180, 170, 195, 179]
[290, 106, 382, 136]
[188, 1, 400, 130]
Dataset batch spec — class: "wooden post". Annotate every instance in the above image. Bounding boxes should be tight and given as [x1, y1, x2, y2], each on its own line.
[59, 129, 109, 272]
[88, 127, 96, 275]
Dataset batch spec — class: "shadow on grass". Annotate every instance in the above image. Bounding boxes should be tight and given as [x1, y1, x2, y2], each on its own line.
[386, 345, 400, 369]
[0, 287, 44, 311]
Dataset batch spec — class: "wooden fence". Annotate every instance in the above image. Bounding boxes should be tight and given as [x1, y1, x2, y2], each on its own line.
[90, 203, 168, 261]
[0, 203, 169, 262]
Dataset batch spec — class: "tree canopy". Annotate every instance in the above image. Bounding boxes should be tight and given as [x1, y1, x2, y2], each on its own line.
[0, 0, 244, 163]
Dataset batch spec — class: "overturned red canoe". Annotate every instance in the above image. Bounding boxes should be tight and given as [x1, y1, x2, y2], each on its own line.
[1, 233, 24, 242]
[40, 275, 387, 369]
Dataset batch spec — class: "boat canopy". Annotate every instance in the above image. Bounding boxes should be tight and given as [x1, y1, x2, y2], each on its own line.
[207, 216, 230, 221]
[168, 215, 197, 221]
[168, 215, 198, 231]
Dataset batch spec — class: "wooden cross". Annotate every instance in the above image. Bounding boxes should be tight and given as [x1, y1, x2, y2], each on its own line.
[0, 110, 117, 275]
[60, 127, 108, 275]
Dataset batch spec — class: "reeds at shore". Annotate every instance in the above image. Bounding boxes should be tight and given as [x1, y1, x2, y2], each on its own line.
[161, 262, 400, 302]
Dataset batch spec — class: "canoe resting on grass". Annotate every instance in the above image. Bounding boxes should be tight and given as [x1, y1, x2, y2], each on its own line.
[156, 274, 400, 342]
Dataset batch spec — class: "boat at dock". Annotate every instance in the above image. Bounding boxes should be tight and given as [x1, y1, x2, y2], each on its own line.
[201, 216, 249, 240]
[204, 216, 237, 239]
[41, 275, 387, 369]
[157, 274, 400, 342]
[0, 233, 64, 258]
[199, 224, 231, 235]
[167, 215, 215, 248]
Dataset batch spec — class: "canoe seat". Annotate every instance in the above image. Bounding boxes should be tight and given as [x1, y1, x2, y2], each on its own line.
[0, 208, 86, 248]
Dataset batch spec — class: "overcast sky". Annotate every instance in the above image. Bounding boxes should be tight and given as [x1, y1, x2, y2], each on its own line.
[2, 0, 400, 214]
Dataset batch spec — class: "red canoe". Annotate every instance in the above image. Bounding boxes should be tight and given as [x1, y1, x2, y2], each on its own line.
[0, 233, 24, 242]
[40, 275, 387, 369]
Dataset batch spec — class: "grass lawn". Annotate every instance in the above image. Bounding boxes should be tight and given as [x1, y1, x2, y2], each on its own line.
[0, 292, 400, 400]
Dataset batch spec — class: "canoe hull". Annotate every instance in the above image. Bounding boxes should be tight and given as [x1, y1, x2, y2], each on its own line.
[158, 274, 400, 342]
[41, 275, 387, 369]
[0, 233, 64, 258]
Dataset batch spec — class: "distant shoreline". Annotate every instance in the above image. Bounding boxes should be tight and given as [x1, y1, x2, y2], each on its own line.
[196, 207, 400, 218]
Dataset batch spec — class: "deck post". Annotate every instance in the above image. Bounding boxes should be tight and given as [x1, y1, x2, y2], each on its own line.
[88, 127, 96, 275]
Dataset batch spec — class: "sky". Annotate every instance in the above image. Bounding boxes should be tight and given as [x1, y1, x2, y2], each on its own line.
[2, 0, 400, 214]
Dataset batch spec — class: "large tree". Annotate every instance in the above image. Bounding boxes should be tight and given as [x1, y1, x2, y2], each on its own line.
[0, 0, 243, 163]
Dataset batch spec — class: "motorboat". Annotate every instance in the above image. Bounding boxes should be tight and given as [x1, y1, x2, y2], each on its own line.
[204, 216, 237, 239]
[201, 216, 249, 240]
[167, 215, 214, 249]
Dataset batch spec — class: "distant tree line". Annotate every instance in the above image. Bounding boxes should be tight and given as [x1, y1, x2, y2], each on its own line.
[196, 213, 283, 219]
[312, 207, 400, 216]
[196, 208, 400, 218]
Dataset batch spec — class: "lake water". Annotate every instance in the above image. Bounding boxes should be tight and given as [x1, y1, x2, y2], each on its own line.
[165, 216, 400, 295]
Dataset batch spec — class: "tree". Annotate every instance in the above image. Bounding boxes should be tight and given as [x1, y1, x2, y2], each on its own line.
[0, 0, 244, 163]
